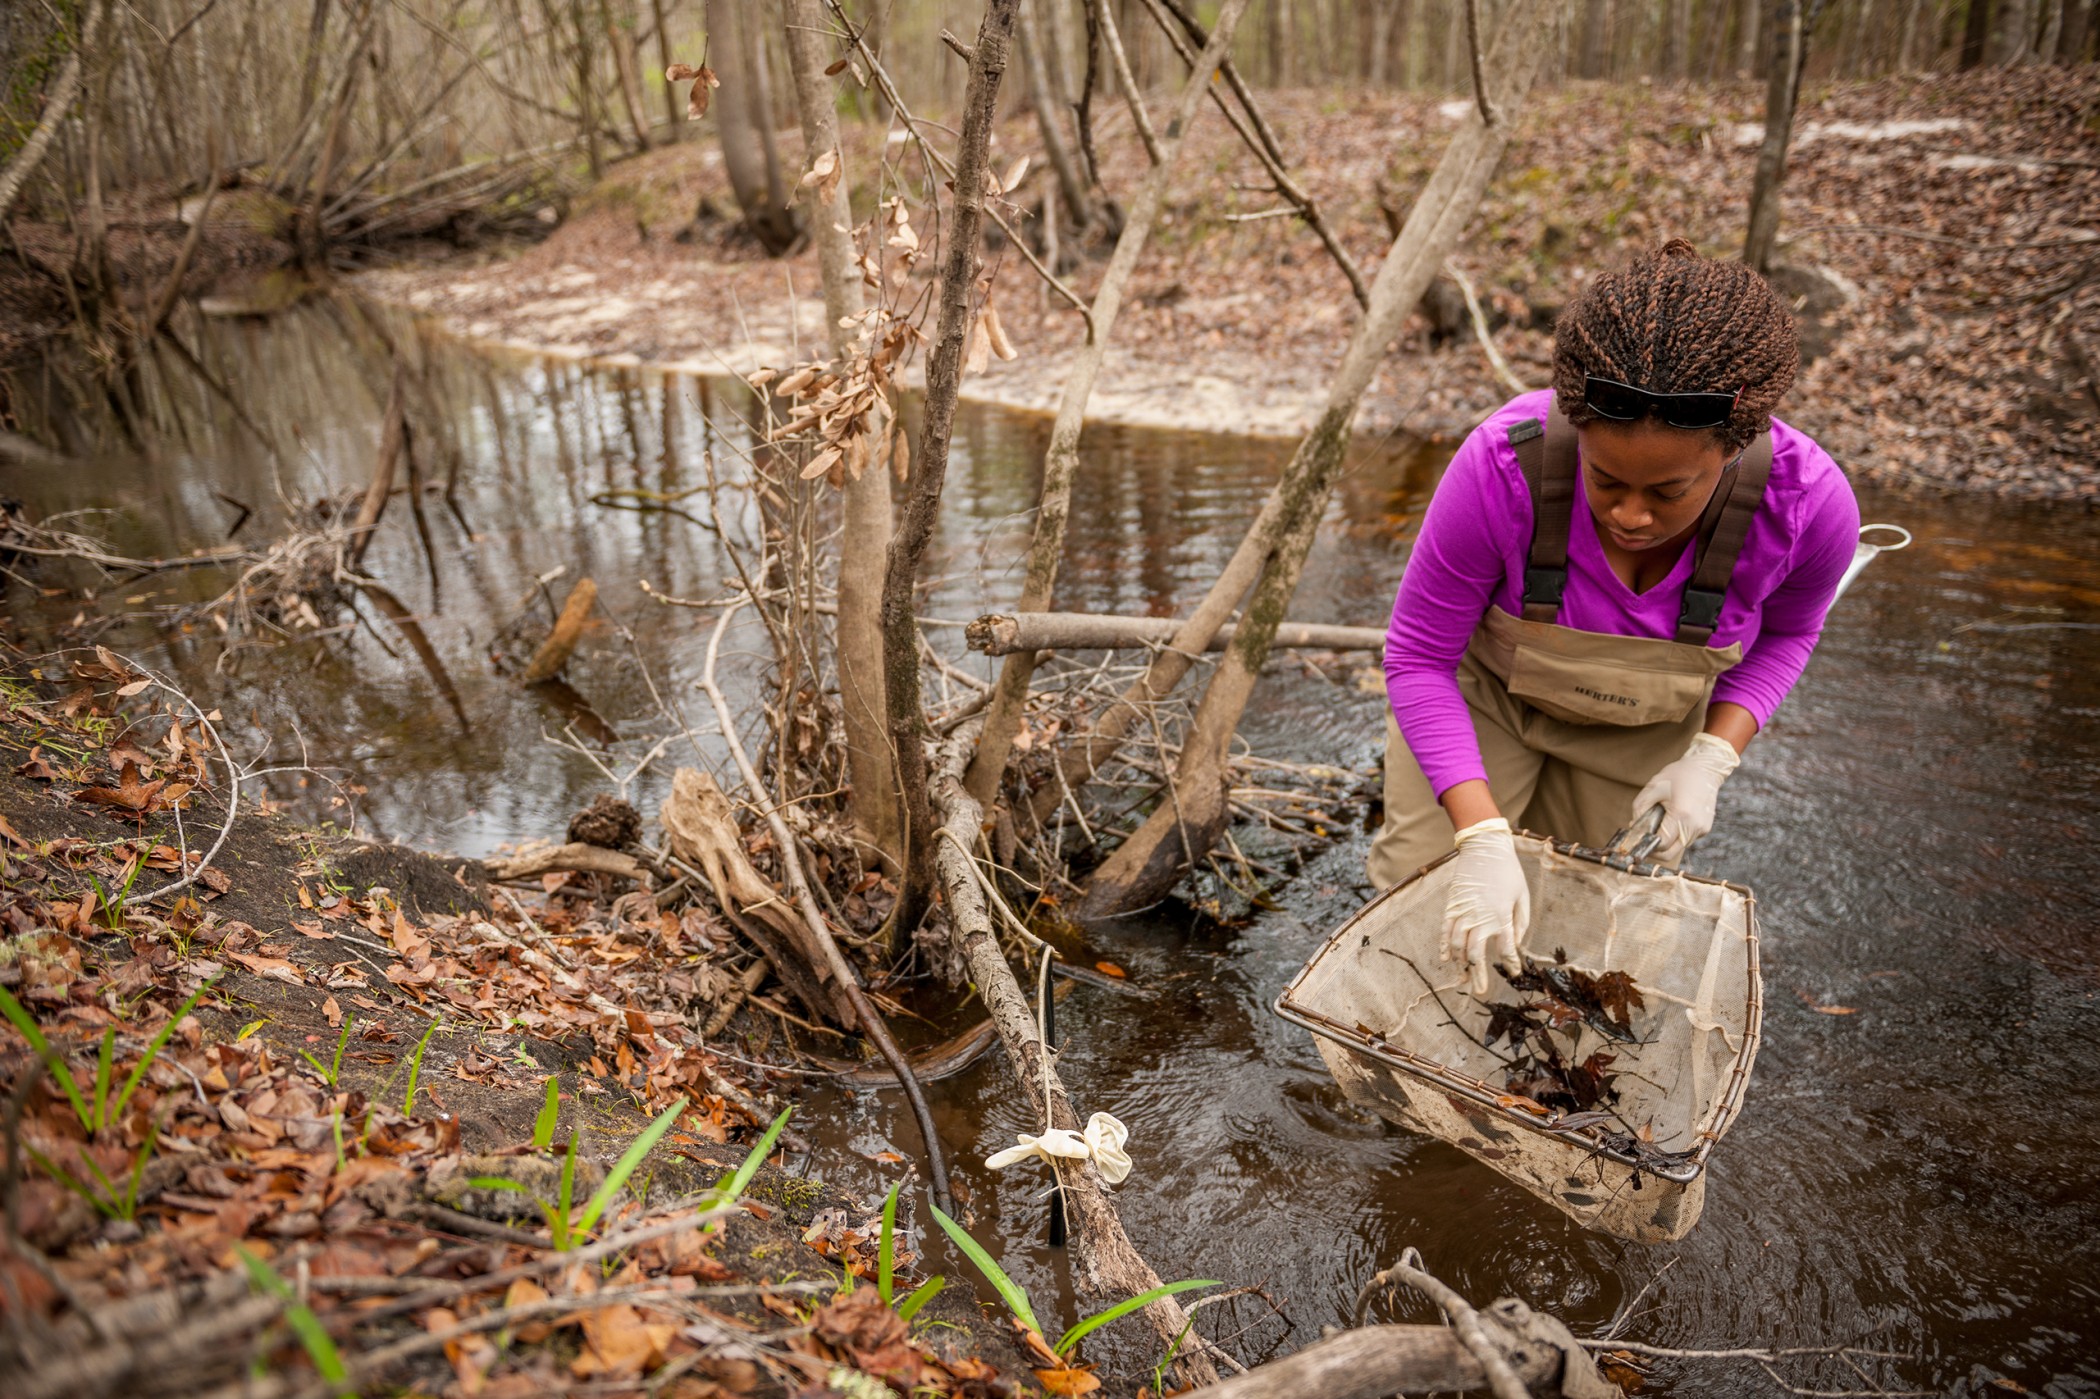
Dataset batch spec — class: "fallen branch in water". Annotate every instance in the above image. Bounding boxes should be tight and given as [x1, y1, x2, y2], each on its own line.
[483, 841, 648, 884]
[967, 611, 1383, 656]
[930, 717, 1223, 1387]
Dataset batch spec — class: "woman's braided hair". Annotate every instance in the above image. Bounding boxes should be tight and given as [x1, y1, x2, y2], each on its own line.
[1551, 238, 1799, 454]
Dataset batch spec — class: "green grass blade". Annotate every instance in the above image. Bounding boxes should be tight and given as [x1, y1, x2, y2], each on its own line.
[329, 1012, 354, 1082]
[403, 1016, 441, 1115]
[877, 1180, 900, 1305]
[93, 1029, 115, 1131]
[118, 1132, 156, 1221]
[237, 1246, 352, 1394]
[27, 1147, 112, 1217]
[574, 1097, 686, 1238]
[0, 984, 90, 1130]
[111, 980, 214, 1124]
[1056, 1279, 1220, 1357]
[532, 1077, 560, 1151]
[895, 1275, 945, 1324]
[553, 1132, 579, 1247]
[465, 1176, 534, 1193]
[929, 1203, 1040, 1338]
[719, 1106, 793, 1205]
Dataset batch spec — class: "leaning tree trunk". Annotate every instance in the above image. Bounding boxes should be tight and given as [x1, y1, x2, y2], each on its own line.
[708, 0, 799, 252]
[782, 0, 902, 873]
[0, 0, 107, 228]
[878, 0, 1023, 933]
[1743, 0, 1804, 275]
[961, 0, 1253, 804]
[1075, 0, 1569, 920]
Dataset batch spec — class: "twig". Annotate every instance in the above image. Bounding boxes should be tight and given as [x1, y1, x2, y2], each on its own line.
[1445, 260, 1530, 395]
[1463, 0, 1499, 127]
[1355, 1247, 1530, 1399]
[825, 0, 1093, 327]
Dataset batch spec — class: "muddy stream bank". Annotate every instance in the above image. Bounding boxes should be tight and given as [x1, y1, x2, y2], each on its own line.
[5, 304, 2099, 1396]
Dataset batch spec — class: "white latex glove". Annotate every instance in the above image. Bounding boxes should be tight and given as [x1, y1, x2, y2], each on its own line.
[984, 1112, 1132, 1185]
[1630, 732, 1742, 864]
[1440, 818, 1531, 996]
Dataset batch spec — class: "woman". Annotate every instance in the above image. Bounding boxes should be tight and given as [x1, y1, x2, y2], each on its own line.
[1371, 238, 1860, 993]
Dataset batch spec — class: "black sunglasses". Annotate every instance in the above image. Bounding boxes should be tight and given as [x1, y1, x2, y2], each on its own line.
[1583, 374, 1739, 430]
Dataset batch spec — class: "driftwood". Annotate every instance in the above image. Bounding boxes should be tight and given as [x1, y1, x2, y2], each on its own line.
[519, 576, 598, 684]
[1193, 1304, 1610, 1399]
[661, 766, 852, 1028]
[966, 611, 1383, 656]
[931, 719, 1221, 1387]
[482, 841, 647, 884]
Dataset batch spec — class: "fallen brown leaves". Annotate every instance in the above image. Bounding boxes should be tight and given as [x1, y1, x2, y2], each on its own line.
[367, 65, 2096, 504]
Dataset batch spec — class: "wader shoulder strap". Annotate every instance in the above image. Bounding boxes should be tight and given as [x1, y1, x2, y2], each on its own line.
[1675, 430, 1774, 645]
[1507, 403, 1578, 623]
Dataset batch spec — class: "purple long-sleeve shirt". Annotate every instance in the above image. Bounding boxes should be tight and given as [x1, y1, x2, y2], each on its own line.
[1385, 390, 1861, 797]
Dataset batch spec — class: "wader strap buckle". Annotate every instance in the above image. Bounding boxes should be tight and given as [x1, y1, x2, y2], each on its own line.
[1679, 586, 1727, 633]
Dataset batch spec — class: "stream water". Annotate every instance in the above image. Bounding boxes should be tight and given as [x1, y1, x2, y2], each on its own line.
[6, 302, 2097, 1396]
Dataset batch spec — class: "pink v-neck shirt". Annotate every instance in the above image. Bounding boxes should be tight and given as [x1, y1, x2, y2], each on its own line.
[1384, 390, 1862, 798]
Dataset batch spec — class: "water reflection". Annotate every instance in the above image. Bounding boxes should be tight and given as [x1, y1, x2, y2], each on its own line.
[6, 307, 2098, 1396]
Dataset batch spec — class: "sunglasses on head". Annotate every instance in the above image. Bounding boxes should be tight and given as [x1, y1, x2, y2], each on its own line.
[1583, 374, 1740, 431]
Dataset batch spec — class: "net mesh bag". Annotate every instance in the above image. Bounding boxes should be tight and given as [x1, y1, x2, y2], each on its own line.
[1288, 833, 1757, 1157]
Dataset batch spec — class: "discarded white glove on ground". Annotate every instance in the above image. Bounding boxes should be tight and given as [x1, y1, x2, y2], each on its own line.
[1441, 817, 1531, 997]
[985, 1112, 1131, 1185]
[1630, 732, 1742, 864]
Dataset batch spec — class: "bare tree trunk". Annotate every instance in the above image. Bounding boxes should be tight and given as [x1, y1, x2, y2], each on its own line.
[1990, 0, 2036, 59]
[653, 0, 681, 133]
[962, 0, 1253, 804]
[2036, 0, 2065, 55]
[1737, 0, 1763, 75]
[1579, 0, 1612, 76]
[606, 0, 654, 149]
[782, 0, 902, 874]
[880, 0, 1022, 934]
[709, 0, 800, 252]
[1962, 0, 1995, 65]
[1271, 0, 1295, 84]
[1370, 0, 1401, 84]
[1076, 0, 1569, 919]
[1662, 0, 1693, 75]
[1897, 0, 1922, 67]
[0, 0, 106, 227]
[2062, 0, 2097, 58]
[1019, 0, 1098, 232]
[1743, 0, 1804, 275]
[1043, 0, 1084, 102]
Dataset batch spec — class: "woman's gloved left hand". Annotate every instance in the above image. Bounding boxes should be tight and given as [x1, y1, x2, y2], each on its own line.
[1630, 732, 1741, 864]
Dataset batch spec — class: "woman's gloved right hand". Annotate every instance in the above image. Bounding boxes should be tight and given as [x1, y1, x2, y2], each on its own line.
[1440, 817, 1531, 996]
